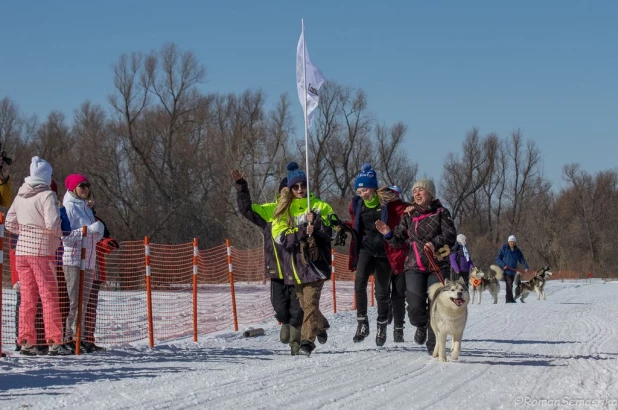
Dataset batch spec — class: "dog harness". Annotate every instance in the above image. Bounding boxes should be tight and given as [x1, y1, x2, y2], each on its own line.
[470, 277, 482, 288]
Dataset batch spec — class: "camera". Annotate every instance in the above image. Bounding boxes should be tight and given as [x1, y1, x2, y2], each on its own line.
[1, 151, 12, 166]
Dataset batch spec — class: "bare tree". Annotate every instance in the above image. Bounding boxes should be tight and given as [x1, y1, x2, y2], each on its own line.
[375, 121, 417, 199]
[505, 130, 543, 231]
[441, 128, 496, 221]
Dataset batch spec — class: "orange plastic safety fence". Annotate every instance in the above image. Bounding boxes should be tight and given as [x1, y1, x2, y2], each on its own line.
[17, 231, 597, 349]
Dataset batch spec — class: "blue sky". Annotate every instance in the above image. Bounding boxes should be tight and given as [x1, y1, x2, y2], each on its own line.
[1, 0, 616, 189]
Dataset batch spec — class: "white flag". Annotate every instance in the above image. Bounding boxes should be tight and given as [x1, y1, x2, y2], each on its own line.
[296, 22, 325, 129]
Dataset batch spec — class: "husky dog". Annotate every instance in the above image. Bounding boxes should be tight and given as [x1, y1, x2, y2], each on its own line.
[514, 266, 553, 302]
[469, 265, 504, 304]
[428, 278, 470, 362]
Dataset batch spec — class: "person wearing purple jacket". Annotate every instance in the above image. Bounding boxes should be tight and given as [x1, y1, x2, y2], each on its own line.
[449, 234, 474, 284]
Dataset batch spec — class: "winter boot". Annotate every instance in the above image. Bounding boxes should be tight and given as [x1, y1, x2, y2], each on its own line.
[375, 322, 387, 347]
[280, 323, 291, 344]
[353, 317, 370, 343]
[82, 342, 107, 352]
[394, 326, 405, 343]
[48, 344, 73, 356]
[317, 330, 328, 344]
[414, 326, 427, 345]
[298, 340, 315, 357]
[19, 344, 40, 356]
[289, 325, 302, 355]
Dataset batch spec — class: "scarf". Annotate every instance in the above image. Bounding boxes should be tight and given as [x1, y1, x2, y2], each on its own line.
[462, 244, 470, 262]
[363, 194, 380, 209]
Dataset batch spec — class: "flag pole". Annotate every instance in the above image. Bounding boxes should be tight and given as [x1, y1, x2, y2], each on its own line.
[302, 19, 311, 213]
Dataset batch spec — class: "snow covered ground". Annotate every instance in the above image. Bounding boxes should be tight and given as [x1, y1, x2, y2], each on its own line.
[2, 280, 618, 410]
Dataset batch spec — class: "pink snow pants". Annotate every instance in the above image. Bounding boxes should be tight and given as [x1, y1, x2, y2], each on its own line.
[16, 256, 63, 345]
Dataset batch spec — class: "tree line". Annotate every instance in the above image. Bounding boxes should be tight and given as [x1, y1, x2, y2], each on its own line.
[1, 43, 615, 276]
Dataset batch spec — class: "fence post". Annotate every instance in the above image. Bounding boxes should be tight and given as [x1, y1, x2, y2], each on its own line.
[144, 236, 154, 348]
[74, 226, 87, 355]
[370, 275, 375, 307]
[226, 239, 238, 332]
[192, 238, 198, 342]
[0, 213, 4, 358]
[331, 248, 337, 314]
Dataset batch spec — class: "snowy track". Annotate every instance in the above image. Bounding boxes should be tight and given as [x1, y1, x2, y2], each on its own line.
[2, 281, 618, 409]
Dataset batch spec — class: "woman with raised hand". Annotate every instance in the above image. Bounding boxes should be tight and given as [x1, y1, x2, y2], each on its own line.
[348, 163, 407, 346]
[231, 170, 304, 355]
[271, 161, 336, 357]
[376, 179, 457, 355]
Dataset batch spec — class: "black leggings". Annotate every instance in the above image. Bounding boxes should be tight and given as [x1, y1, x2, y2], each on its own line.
[355, 251, 404, 324]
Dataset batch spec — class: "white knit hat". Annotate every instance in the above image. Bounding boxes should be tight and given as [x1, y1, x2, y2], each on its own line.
[27, 156, 53, 186]
[508, 235, 517, 243]
[457, 234, 467, 246]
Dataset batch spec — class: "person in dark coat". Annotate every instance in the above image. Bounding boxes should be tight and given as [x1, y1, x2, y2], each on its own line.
[271, 162, 336, 357]
[232, 170, 304, 355]
[347, 163, 407, 346]
[376, 179, 457, 355]
[495, 235, 529, 303]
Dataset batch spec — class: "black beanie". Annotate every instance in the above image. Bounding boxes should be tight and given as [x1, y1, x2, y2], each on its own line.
[278, 177, 288, 193]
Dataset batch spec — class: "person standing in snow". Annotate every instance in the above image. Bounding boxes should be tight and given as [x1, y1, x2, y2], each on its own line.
[449, 234, 474, 284]
[376, 179, 457, 355]
[5, 156, 71, 355]
[82, 194, 119, 353]
[62, 174, 105, 352]
[347, 163, 407, 346]
[271, 161, 336, 357]
[495, 235, 529, 303]
[231, 170, 304, 355]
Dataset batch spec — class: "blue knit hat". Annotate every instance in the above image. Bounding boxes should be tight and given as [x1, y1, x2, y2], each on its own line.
[286, 162, 307, 188]
[354, 163, 378, 189]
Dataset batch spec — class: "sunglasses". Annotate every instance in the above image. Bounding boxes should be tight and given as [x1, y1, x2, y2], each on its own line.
[78, 183, 91, 189]
[291, 183, 307, 191]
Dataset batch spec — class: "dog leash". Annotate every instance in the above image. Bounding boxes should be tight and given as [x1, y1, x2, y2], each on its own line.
[424, 247, 445, 285]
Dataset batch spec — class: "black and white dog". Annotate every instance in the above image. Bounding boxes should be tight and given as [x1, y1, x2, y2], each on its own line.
[469, 265, 504, 304]
[514, 266, 553, 302]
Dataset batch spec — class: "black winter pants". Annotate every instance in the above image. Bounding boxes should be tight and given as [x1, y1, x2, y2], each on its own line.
[505, 274, 515, 302]
[405, 265, 450, 349]
[355, 251, 393, 323]
[271, 278, 303, 326]
[390, 272, 407, 327]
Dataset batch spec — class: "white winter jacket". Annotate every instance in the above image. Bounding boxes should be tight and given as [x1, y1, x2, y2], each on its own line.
[5, 180, 61, 256]
[62, 191, 102, 269]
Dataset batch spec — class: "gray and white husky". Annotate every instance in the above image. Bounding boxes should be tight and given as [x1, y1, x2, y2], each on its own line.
[428, 277, 470, 362]
[514, 266, 553, 302]
[469, 265, 504, 304]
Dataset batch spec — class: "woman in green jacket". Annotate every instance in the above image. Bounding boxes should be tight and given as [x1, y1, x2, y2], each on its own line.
[271, 162, 336, 357]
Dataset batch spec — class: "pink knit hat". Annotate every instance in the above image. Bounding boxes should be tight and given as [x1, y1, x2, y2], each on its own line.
[65, 174, 89, 191]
